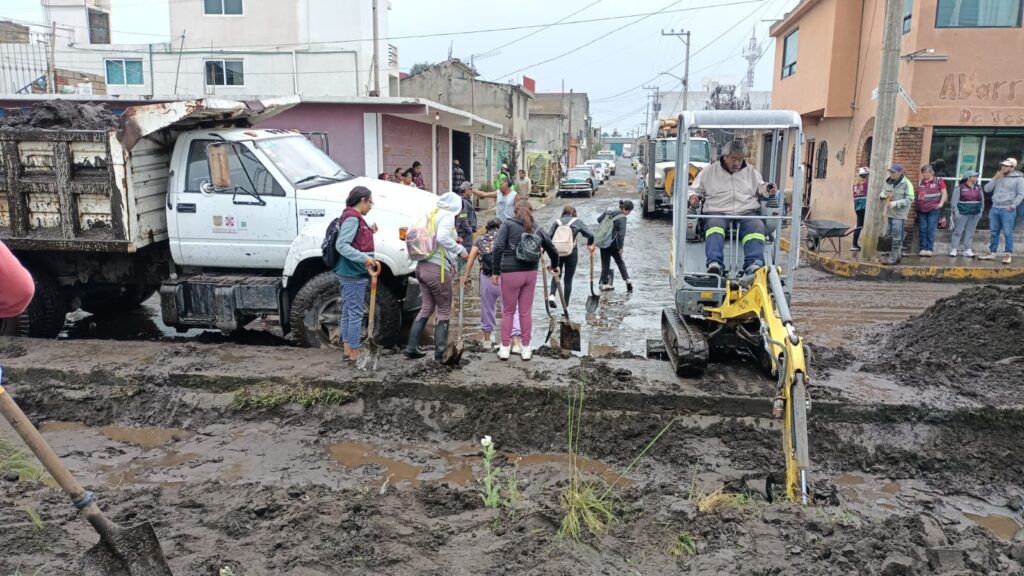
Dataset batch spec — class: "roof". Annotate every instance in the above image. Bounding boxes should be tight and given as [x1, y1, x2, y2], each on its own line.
[770, 0, 822, 37]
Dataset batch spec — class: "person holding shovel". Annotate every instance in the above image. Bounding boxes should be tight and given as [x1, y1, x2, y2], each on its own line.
[546, 204, 595, 309]
[461, 218, 520, 350]
[405, 192, 468, 361]
[334, 186, 379, 362]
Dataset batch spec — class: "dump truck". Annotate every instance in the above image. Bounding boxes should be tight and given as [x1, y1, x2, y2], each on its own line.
[0, 97, 432, 347]
[640, 118, 711, 218]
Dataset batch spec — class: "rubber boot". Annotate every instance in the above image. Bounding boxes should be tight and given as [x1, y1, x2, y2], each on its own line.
[404, 318, 428, 359]
[433, 320, 450, 362]
[887, 240, 903, 265]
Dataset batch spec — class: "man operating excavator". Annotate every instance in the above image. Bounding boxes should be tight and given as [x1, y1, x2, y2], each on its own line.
[687, 139, 776, 277]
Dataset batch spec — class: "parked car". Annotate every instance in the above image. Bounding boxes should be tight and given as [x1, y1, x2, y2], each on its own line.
[558, 167, 596, 198]
[595, 151, 616, 175]
[583, 160, 607, 182]
[574, 164, 601, 190]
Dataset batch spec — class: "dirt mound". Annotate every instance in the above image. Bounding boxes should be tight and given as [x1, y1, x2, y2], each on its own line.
[1, 99, 118, 131]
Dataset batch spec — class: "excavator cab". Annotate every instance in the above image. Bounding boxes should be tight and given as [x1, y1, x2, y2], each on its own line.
[650, 110, 812, 504]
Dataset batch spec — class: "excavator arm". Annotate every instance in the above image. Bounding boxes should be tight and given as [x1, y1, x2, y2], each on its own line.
[703, 265, 811, 503]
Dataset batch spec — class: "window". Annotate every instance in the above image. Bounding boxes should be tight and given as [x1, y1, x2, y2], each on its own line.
[903, 0, 913, 33]
[205, 60, 244, 86]
[185, 140, 285, 197]
[815, 141, 828, 179]
[936, 0, 1023, 27]
[88, 9, 109, 44]
[105, 60, 144, 85]
[781, 29, 798, 79]
[204, 0, 243, 15]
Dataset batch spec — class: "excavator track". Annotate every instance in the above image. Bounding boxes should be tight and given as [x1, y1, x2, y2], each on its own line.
[660, 307, 708, 377]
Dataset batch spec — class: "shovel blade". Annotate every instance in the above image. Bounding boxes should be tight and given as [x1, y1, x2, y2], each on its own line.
[442, 340, 464, 365]
[585, 295, 600, 314]
[80, 523, 173, 576]
[356, 341, 380, 371]
[559, 321, 582, 352]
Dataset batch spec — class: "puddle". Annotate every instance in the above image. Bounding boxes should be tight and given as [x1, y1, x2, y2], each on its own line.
[40, 421, 193, 449]
[881, 481, 901, 494]
[964, 512, 1021, 541]
[513, 453, 631, 488]
[834, 473, 865, 486]
[326, 441, 425, 488]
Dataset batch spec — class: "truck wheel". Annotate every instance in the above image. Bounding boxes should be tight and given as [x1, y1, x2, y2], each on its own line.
[641, 192, 653, 218]
[80, 286, 157, 315]
[290, 271, 402, 349]
[0, 268, 65, 338]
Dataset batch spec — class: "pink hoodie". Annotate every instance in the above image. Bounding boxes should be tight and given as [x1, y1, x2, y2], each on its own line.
[0, 242, 34, 317]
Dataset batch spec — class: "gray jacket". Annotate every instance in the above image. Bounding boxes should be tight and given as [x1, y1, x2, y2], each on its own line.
[880, 176, 914, 220]
[983, 170, 1024, 210]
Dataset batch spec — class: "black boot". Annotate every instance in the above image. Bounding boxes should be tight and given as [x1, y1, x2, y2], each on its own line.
[433, 320, 450, 362]
[404, 318, 427, 359]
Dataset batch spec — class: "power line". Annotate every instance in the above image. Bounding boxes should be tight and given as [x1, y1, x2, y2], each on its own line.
[471, 0, 604, 61]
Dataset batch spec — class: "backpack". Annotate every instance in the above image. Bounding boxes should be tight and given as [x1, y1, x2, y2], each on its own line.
[406, 209, 440, 261]
[515, 231, 543, 263]
[594, 213, 623, 249]
[552, 217, 578, 256]
[321, 217, 341, 267]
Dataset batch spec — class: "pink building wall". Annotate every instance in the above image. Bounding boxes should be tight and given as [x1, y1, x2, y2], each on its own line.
[261, 103, 367, 176]
[438, 126, 450, 193]
[382, 114, 434, 191]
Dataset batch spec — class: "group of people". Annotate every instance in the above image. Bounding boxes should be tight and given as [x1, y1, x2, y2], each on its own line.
[854, 157, 1024, 265]
[329, 179, 634, 363]
[378, 161, 426, 189]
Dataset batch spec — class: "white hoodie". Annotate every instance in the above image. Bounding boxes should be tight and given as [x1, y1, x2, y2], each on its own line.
[426, 192, 468, 267]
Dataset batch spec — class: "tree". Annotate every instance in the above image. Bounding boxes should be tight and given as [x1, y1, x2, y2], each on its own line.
[601, 131, 609, 137]
[612, 129, 621, 137]
[409, 62, 433, 76]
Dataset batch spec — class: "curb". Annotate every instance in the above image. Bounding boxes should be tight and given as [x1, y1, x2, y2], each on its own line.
[783, 238, 1024, 283]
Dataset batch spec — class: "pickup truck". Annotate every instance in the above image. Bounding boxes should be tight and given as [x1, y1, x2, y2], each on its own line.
[0, 97, 432, 347]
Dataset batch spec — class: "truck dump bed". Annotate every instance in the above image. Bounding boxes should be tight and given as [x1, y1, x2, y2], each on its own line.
[0, 97, 298, 253]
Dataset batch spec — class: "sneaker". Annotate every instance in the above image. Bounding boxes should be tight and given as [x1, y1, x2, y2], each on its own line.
[706, 262, 723, 276]
[948, 249, 957, 257]
[964, 249, 975, 258]
[497, 345, 511, 360]
[511, 340, 523, 355]
[626, 281, 634, 293]
[599, 284, 614, 291]
[520, 346, 532, 361]
[850, 245, 862, 252]
[977, 252, 997, 260]
[744, 262, 763, 276]
[924, 250, 933, 257]
[1003, 253, 1013, 265]
[918, 250, 927, 257]
[547, 295, 557, 309]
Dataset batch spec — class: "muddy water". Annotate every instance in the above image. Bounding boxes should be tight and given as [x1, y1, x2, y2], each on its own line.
[39, 421, 194, 449]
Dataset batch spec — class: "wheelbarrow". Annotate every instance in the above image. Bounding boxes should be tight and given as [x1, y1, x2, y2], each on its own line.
[803, 219, 857, 254]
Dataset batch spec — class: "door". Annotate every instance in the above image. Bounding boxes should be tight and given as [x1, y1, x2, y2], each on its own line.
[174, 138, 297, 269]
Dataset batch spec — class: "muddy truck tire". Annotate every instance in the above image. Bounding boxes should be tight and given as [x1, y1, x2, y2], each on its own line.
[289, 270, 402, 349]
[79, 286, 158, 315]
[0, 267, 65, 338]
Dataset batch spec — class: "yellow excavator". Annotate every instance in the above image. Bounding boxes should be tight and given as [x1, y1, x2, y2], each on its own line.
[648, 111, 812, 503]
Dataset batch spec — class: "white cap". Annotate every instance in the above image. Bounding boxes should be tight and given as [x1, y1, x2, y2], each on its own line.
[857, 167, 870, 176]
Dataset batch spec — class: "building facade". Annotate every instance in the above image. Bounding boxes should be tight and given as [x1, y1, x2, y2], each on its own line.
[527, 92, 592, 167]
[770, 0, 1024, 224]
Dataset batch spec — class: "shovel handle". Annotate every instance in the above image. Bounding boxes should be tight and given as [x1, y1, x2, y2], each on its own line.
[0, 372, 117, 538]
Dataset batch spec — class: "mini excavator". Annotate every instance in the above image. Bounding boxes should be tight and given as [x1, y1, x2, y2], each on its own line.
[647, 111, 812, 503]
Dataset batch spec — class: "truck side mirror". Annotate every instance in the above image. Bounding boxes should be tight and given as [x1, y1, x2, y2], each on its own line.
[207, 143, 232, 190]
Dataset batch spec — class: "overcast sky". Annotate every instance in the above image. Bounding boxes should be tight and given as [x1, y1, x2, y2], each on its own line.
[4, 0, 798, 133]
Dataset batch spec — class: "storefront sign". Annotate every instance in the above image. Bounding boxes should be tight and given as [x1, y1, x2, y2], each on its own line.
[940, 74, 1024, 102]
[959, 109, 1024, 125]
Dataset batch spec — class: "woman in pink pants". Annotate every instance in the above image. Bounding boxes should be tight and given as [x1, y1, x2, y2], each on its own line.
[491, 203, 558, 361]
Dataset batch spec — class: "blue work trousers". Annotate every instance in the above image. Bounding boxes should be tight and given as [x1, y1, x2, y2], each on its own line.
[916, 210, 940, 252]
[337, 275, 368, 350]
[704, 212, 766, 269]
[990, 208, 1017, 253]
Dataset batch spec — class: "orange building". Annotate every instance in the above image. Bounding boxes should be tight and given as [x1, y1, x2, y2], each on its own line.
[770, 0, 1024, 223]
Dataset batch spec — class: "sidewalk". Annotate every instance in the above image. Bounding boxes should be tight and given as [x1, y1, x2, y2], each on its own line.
[790, 227, 1024, 283]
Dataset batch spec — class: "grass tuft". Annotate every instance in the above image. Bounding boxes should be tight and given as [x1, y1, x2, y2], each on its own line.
[559, 478, 617, 541]
[666, 530, 698, 557]
[0, 436, 46, 482]
[22, 507, 43, 531]
[231, 382, 350, 410]
[693, 488, 751, 513]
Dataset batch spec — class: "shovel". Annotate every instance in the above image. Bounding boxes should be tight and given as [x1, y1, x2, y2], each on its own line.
[540, 257, 557, 346]
[357, 260, 382, 371]
[553, 273, 582, 351]
[586, 250, 600, 314]
[442, 268, 466, 366]
[0, 368, 173, 576]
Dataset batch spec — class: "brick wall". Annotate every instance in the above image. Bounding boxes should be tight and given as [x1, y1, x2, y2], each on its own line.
[856, 117, 875, 169]
[382, 114, 433, 191]
[438, 126, 450, 193]
[894, 127, 925, 234]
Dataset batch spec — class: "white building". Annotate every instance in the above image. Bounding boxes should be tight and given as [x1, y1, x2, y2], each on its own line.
[3, 0, 399, 98]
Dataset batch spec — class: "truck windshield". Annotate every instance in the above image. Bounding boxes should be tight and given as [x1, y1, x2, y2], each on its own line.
[256, 136, 353, 188]
[656, 139, 711, 164]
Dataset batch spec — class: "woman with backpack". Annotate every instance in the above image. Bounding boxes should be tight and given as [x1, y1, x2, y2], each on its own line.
[404, 192, 468, 361]
[949, 170, 985, 258]
[461, 218, 520, 350]
[547, 205, 595, 309]
[596, 200, 634, 292]
[492, 202, 559, 361]
[333, 186, 379, 362]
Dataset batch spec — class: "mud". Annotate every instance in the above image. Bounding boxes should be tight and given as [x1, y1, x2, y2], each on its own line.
[0, 99, 118, 131]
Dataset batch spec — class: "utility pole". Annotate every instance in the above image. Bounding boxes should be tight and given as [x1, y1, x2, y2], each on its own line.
[662, 29, 690, 110]
[568, 88, 574, 165]
[370, 0, 380, 96]
[861, 0, 904, 261]
[47, 21, 56, 93]
[642, 85, 661, 136]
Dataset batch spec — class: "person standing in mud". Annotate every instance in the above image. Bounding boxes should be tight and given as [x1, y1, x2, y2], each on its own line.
[0, 240, 34, 318]
[334, 187, 379, 362]
[461, 218, 520, 350]
[595, 200, 634, 292]
[492, 202, 559, 361]
[546, 205, 595, 308]
[851, 167, 869, 252]
[405, 192, 468, 361]
[879, 164, 915, 265]
[949, 170, 984, 258]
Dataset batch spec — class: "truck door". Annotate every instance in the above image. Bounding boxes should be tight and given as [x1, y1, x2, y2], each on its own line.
[174, 138, 297, 269]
